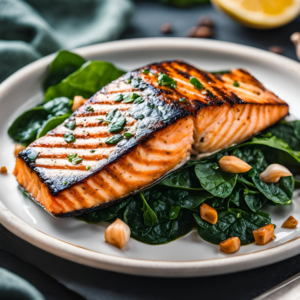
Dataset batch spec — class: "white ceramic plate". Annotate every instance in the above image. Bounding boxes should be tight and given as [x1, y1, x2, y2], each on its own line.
[1, 38, 300, 277]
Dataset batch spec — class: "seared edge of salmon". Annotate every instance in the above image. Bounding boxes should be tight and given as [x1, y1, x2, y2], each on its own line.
[14, 60, 289, 217]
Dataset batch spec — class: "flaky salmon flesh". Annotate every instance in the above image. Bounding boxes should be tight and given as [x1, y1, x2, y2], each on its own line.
[13, 61, 288, 217]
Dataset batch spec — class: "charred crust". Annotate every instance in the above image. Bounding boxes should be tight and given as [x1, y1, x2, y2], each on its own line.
[19, 60, 289, 212]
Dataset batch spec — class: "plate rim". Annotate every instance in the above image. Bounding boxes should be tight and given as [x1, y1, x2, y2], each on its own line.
[1, 37, 300, 277]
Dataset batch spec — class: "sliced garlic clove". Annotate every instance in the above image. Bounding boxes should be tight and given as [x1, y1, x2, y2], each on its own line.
[218, 156, 252, 174]
[72, 95, 87, 112]
[105, 218, 131, 249]
[259, 164, 292, 183]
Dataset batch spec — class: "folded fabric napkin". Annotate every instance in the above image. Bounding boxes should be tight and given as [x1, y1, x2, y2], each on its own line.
[0, 0, 134, 82]
[0, 267, 45, 300]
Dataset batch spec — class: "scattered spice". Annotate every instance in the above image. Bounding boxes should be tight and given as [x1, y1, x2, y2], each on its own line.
[0, 166, 7, 174]
[291, 32, 300, 61]
[199, 16, 214, 28]
[188, 26, 198, 37]
[268, 46, 283, 55]
[194, 26, 214, 38]
[160, 23, 172, 34]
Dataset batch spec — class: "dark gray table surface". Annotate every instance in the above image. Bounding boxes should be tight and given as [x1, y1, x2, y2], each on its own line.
[1, 1, 300, 300]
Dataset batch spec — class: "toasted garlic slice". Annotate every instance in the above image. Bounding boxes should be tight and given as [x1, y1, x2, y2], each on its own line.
[218, 156, 252, 174]
[259, 164, 292, 183]
[282, 216, 298, 229]
[253, 224, 275, 245]
[200, 203, 218, 225]
[220, 237, 241, 254]
[105, 218, 131, 249]
[72, 95, 87, 112]
[14, 145, 26, 157]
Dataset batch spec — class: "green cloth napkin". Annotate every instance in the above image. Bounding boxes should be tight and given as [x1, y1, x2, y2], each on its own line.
[0, 0, 134, 82]
[0, 268, 45, 300]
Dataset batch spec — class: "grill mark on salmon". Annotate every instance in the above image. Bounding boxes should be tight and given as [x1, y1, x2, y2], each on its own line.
[14, 60, 288, 217]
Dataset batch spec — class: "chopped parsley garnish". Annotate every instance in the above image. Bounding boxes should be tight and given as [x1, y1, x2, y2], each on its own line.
[190, 77, 204, 89]
[103, 108, 126, 133]
[64, 133, 75, 143]
[105, 134, 123, 144]
[133, 96, 145, 104]
[67, 153, 83, 165]
[125, 78, 131, 84]
[142, 69, 150, 74]
[233, 80, 240, 87]
[90, 149, 95, 153]
[179, 98, 187, 103]
[114, 94, 123, 102]
[124, 132, 134, 139]
[123, 93, 139, 103]
[86, 166, 91, 170]
[135, 114, 144, 120]
[86, 106, 94, 112]
[62, 181, 67, 186]
[65, 120, 76, 130]
[158, 73, 177, 89]
[106, 108, 118, 122]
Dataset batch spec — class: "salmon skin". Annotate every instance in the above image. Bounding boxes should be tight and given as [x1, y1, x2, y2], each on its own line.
[14, 60, 288, 218]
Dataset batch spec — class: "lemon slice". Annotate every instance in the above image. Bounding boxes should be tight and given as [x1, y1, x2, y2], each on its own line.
[212, 0, 300, 29]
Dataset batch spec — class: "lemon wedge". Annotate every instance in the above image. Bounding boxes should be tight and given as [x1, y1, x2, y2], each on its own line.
[212, 0, 300, 29]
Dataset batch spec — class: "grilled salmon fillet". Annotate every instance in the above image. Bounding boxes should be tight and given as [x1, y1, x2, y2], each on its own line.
[13, 61, 288, 217]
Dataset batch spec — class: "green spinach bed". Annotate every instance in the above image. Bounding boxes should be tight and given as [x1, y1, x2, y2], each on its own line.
[9, 51, 300, 246]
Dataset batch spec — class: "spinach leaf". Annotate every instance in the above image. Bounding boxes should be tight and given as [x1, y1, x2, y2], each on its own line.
[237, 174, 256, 188]
[77, 197, 133, 223]
[8, 97, 73, 145]
[275, 176, 294, 199]
[140, 192, 158, 226]
[233, 147, 268, 173]
[159, 167, 203, 190]
[194, 209, 271, 245]
[195, 162, 238, 198]
[43, 50, 86, 90]
[239, 136, 300, 169]
[43, 97, 73, 117]
[244, 191, 268, 212]
[145, 187, 213, 211]
[45, 61, 126, 102]
[249, 170, 293, 205]
[37, 113, 71, 138]
[8, 107, 49, 145]
[205, 198, 228, 209]
[123, 198, 195, 245]
[169, 206, 181, 220]
[268, 121, 300, 151]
